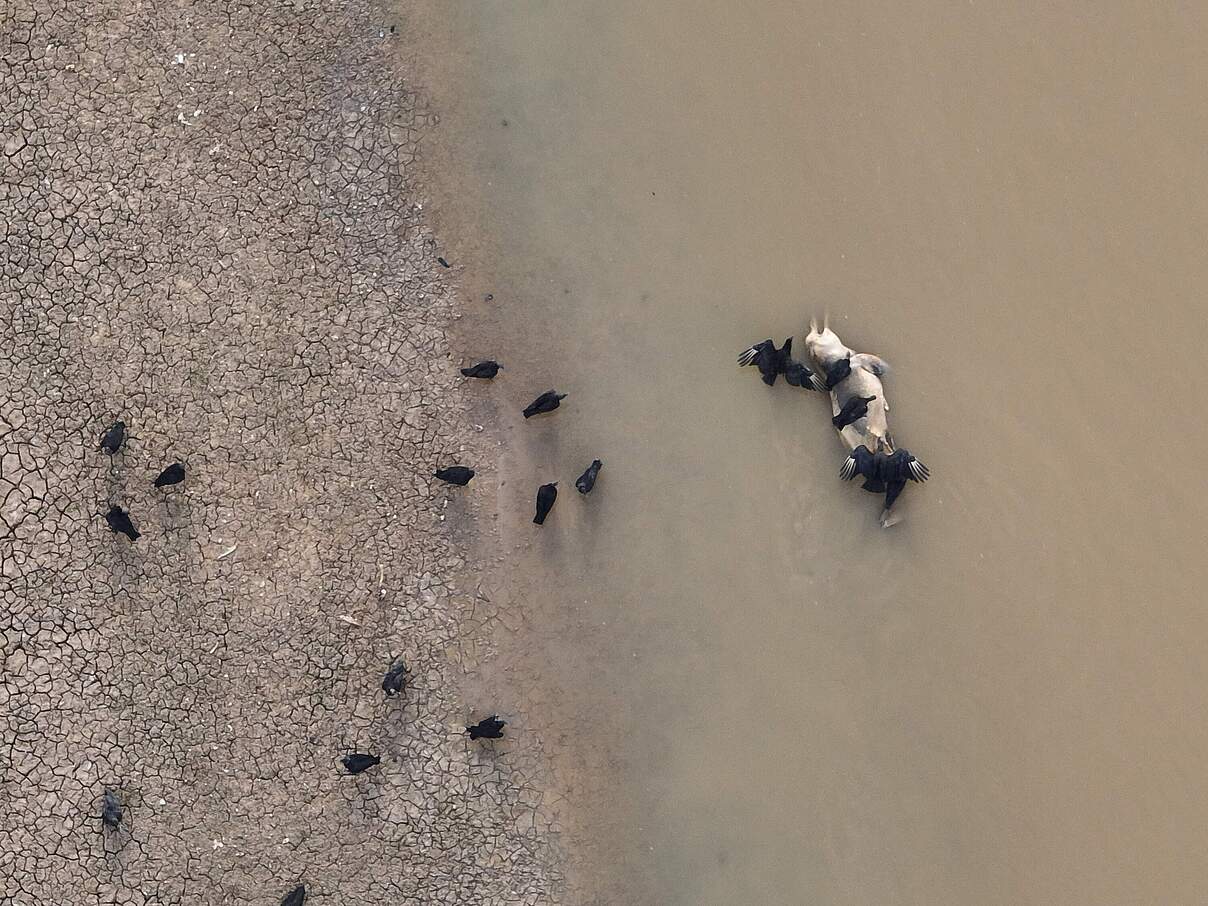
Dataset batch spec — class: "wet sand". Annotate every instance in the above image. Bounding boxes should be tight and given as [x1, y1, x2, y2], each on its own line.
[404, 2, 1208, 903]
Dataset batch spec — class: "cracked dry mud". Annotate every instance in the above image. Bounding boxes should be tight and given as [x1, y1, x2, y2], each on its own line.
[1, 1, 563, 903]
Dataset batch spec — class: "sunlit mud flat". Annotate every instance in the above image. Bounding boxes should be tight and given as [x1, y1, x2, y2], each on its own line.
[402, 1, 1208, 902]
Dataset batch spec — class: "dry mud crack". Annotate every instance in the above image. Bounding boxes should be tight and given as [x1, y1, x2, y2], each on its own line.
[1, 1, 562, 902]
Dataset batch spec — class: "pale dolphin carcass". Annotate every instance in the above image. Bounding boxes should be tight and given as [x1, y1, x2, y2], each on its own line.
[804, 320, 928, 527]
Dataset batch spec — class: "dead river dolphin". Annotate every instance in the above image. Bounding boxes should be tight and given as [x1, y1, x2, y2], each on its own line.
[804, 321, 929, 527]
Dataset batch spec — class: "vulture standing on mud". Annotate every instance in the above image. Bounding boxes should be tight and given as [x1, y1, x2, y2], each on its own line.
[382, 659, 409, 696]
[104, 505, 139, 542]
[523, 390, 566, 418]
[575, 460, 603, 494]
[341, 753, 381, 775]
[281, 885, 307, 906]
[533, 483, 558, 524]
[737, 337, 792, 386]
[738, 337, 820, 389]
[101, 790, 123, 829]
[153, 462, 185, 487]
[460, 360, 501, 379]
[434, 466, 475, 486]
[99, 421, 125, 455]
[466, 715, 507, 740]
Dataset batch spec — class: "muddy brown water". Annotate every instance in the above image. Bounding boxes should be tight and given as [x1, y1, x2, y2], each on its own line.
[398, 2, 1208, 903]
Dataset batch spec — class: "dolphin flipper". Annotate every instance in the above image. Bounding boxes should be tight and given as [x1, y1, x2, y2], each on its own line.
[850, 353, 891, 377]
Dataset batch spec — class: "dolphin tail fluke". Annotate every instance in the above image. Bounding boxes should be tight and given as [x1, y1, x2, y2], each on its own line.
[879, 509, 904, 528]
